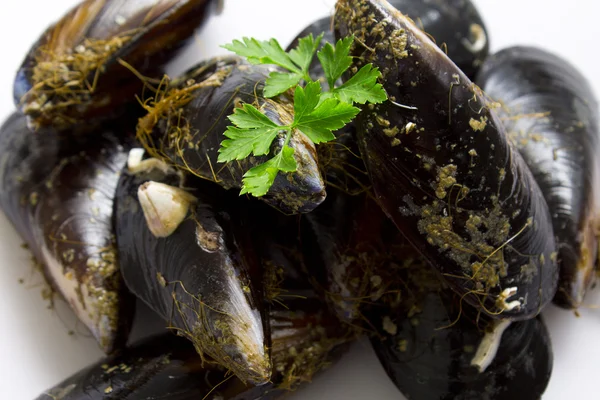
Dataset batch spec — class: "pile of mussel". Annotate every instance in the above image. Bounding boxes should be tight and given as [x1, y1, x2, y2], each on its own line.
[1, 0, 598, 399]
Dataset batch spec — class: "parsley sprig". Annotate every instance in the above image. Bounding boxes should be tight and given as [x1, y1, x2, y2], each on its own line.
[218, 33, 387, 197]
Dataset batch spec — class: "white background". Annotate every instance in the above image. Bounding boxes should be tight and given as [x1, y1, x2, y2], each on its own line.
[0, 0, 599, 399]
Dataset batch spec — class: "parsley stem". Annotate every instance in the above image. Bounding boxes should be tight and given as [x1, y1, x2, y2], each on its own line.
[282, 128, 293, 148]
[303, 72, 313, 84]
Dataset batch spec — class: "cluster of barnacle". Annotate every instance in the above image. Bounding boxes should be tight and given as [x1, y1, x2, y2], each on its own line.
[1, 0, 598, 399]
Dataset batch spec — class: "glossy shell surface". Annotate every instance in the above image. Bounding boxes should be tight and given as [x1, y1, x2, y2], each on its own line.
[114, 159, 271, 384]
[136, 56, 326, 214]
[15, 0, 218, 130]
[477, 46, 600, 309]
[0, 113, 133, 353]
[335, 0, 558, 320]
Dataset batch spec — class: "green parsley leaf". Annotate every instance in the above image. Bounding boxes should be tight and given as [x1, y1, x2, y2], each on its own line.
[317, 35, 354, 90]
[294, 99, 359, 143]
[240, 146, 297, 196]
[219, 33, 389, 198]
[293, 82, 359, 143]
[331, 64, 387, 104]
[217, 104, 284, 162]
[288, 33, 324, 75]
[264, 71, 303, 98]
[227, 103, 277, 129]
[292, 81, 323, 121]
[222, 38, 300, 73]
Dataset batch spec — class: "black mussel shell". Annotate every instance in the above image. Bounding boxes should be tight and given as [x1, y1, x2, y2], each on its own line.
[114, 155, 271, 384]
[388, 0, 488, 79]
[246, 203, 314, 301]
[286, 17, 332, 90]
[334, 0, 558, 320]
[0, 113, 133, 353]
[243, 119, 403, 324]
[477, 46, 600, 309]
[287, 17, 333, 51]
[267, 299, 352, 392]
[371, 267, 553, 400]
[302, 187, 407, 325]
[15, 0, 219, 131]
[302, 111, 406, 326]
[316, 123, 369, 195]
[289, 0, 489, 82]
[35, 299, 350, 400]
[241, 206, 358, 390]
[136, 56, 326, 214]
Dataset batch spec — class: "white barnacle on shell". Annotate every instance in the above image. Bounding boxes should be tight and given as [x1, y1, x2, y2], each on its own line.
[462, 23, 487, 53]
[127, 148, 172, 175]
[471, 319, 512, 372]
[138, 181, 198, 238]
[496, 287, 522, 312]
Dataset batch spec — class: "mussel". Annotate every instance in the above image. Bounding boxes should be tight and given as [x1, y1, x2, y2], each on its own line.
[302, 187, 406, 325]
[476, 46, 600, 309]
[370, 264, 553, 400]
[114, 153, 270, 384]
[288, 0, 490, 326]
[4, 1, 598, 399]
[35, 298, 350, 400]
[334, 0, 558, 320]
[0, 113, 133, 353]
[136, 56, 326, 214]
[288, 0, 489, 82]
[388, 0, 488, 79]
[246, 202, 313, 301]
[14, 0, 220, 131]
